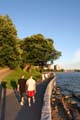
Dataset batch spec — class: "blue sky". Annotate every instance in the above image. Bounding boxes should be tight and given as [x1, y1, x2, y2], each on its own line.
[0, 0, 80, 69]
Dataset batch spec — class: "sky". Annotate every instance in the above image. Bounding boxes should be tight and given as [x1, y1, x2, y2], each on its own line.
[0, 0, 80, 69]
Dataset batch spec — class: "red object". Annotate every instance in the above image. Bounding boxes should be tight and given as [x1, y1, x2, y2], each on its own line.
[27, 90, 35, 97]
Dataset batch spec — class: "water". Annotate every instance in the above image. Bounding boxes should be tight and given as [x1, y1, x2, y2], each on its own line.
[56, 72, 80, 95]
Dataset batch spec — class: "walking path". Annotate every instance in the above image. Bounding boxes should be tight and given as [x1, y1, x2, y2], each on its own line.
[0, 68, 13, 82]
[0, 68, 53, 120]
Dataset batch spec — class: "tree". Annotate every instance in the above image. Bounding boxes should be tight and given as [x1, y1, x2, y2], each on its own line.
[20, 34, 61, 67]
[0, 15, 19, 68]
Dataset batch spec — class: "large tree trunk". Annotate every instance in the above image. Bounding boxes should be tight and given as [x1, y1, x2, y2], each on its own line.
[23, 64, 32, 72]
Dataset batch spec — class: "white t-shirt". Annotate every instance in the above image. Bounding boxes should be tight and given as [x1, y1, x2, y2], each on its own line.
[26, 78, 36, 91]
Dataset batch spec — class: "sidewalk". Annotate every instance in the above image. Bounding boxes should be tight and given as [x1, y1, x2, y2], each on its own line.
[0, 88, 20, 120]
[0, 77, 53, 120]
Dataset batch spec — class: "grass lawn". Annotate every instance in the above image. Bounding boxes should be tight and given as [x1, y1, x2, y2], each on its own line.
[2, 67, 42, 89]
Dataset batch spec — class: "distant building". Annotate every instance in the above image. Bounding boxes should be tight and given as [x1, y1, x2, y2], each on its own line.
[43, 64, 54, 70]
[47, 64, 54, 70]
[54, 64, 61, 70]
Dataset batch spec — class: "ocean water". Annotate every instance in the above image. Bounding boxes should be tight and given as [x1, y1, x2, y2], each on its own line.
[56, 72, 80, 95]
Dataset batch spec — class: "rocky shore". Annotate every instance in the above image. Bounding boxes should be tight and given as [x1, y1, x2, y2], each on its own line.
[51, 87, 80, 120]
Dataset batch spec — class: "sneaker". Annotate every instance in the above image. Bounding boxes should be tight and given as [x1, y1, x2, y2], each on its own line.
[22, 98, 24, 102]
[33, 98, 35, 103]
[29, 103, 31, 107]
[20, 101, 24, 106]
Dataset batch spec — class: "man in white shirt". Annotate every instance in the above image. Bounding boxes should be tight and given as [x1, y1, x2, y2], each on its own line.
[26, 75, 36, 107]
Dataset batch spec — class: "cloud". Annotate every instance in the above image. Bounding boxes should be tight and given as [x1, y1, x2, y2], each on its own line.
[54, 49, 80, 69]
[74, 49, 80, 61]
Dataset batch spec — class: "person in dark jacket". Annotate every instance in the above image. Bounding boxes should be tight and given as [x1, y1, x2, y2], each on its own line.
[17, 74, 26, 106]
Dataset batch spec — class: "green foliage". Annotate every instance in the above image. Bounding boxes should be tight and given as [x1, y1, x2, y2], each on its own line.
[0, 15, 17, 46]
[2, 67, 23, 88]
[0, 15, 61, 69]
[2, 67, 41, 89]
[20, 34, 61, 66]
[0, 15, 19, 68]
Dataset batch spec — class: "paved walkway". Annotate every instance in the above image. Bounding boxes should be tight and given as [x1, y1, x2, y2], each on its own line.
[0, 69, 53, 120]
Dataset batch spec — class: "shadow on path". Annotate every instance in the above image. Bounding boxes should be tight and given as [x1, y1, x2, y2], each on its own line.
[0, 77, 53, 120]
[0, 82, 7, 120]
[15, 77, 53, 120]
[0, 85, 2, 104]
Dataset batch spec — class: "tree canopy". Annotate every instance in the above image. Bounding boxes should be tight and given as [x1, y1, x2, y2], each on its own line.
[0, 15, 19, 68]
[20, 34, 61, 66]
[0, 15, 61, 68]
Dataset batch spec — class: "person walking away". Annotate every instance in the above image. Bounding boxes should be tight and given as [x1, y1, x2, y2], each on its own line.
[17, 74, 26, 106]
[26, 75, 36, 107]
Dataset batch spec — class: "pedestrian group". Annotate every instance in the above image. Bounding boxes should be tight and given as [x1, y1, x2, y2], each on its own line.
[17, 74, 36, 107]
[17, 72, 56, 107]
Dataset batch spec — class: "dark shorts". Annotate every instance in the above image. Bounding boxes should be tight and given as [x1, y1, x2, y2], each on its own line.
[20, 90, 25, 97]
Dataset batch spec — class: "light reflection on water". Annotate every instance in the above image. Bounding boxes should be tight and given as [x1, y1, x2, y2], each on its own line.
[56, 72, 80, 95]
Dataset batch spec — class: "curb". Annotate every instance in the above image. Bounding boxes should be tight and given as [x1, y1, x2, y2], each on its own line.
[41, 76, 56, 120]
